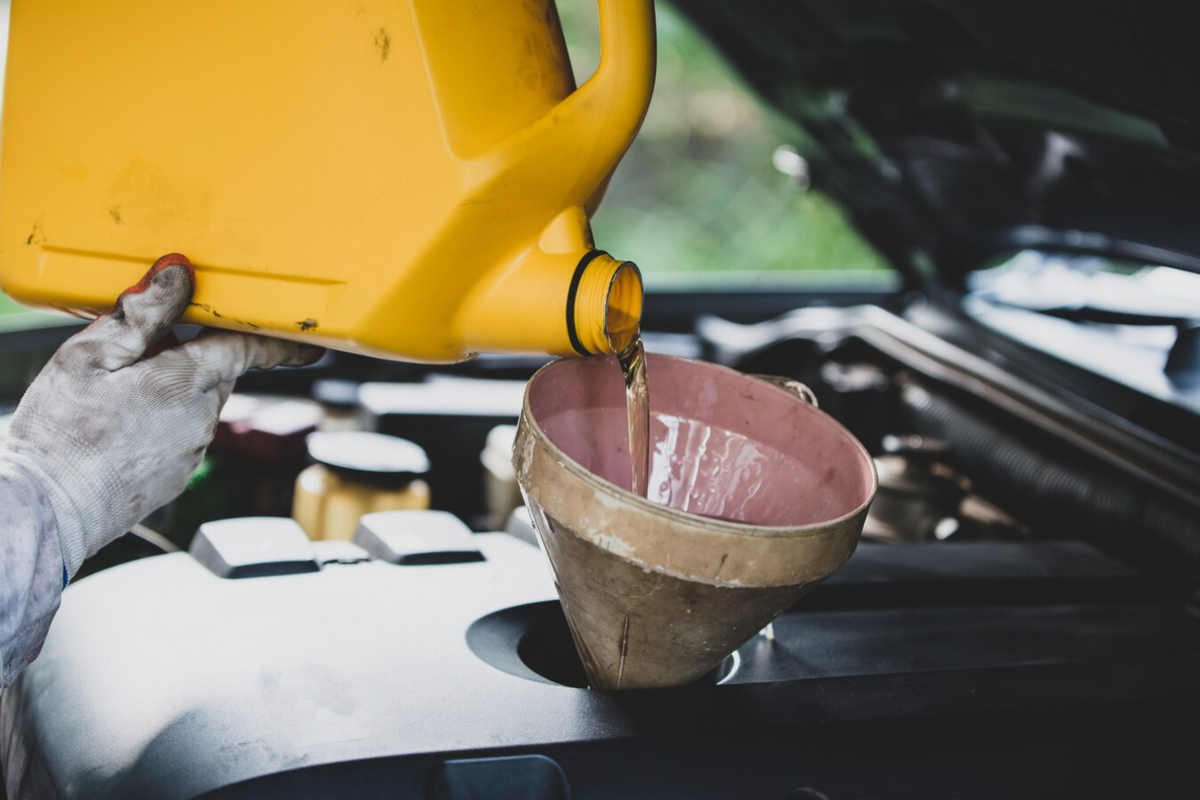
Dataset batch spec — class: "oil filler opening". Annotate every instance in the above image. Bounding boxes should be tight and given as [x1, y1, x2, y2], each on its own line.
[605, 261, 643, 354]
[466, 601, 739, 689]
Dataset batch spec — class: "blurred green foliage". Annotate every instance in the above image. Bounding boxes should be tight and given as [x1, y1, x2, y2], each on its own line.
[0, 293, 66, 329]
[557, 0, 888, 278]
[0, 293, 21, 315]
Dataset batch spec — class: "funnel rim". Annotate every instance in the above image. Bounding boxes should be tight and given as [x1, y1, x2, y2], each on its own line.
[521, 352, 879, 538]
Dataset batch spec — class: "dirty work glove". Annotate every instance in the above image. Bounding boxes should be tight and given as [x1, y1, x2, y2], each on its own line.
[1, 254, 323, 577]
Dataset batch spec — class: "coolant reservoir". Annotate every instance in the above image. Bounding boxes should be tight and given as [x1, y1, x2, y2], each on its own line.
[293, 432, 431, 541]
[0, 0, 652, 361]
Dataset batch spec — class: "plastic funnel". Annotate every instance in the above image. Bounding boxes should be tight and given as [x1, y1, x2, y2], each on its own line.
[514, 354, 876, 689]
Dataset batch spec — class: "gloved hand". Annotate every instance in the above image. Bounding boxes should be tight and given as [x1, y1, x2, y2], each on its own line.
[2, 254, 323, 577]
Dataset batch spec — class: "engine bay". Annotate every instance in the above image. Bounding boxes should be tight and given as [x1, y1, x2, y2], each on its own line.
[4, 299, 1198, 799]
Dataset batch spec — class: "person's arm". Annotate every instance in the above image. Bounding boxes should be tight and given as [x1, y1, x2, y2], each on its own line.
[0, 254, 321, 687]
[0, 457, 66, 687]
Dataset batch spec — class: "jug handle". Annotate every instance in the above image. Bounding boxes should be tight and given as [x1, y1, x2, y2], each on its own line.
[480, 0, 656, 199]
[751, 374, 820, 408]
[583, 0, 657, 121]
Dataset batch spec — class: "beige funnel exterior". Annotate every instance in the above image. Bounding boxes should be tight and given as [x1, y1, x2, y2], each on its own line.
[514, 354, 876, 690]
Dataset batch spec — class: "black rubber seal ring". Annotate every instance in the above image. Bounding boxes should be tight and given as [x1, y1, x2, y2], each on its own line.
[566, 249, 608, 356]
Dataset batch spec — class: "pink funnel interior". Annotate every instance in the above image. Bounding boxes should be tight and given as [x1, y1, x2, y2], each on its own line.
[529, 354, 875, 527]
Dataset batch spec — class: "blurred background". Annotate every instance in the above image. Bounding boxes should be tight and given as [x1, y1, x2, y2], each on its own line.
[555, 0, 887, 283]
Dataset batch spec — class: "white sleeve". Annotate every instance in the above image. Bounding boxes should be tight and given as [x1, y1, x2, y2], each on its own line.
[0, 454, 66, 688]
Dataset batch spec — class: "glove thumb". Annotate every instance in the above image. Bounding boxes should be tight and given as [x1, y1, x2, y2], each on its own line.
[58, 253, 195, 372]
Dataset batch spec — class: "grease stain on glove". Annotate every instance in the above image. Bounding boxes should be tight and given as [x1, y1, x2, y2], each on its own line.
[3, 254, 323, 577]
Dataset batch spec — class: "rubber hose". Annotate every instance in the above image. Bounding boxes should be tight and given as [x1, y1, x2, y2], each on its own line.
[899, 381, 1200, 570]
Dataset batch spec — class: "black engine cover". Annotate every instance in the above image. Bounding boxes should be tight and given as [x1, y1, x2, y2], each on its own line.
[3, 517, 1198, 799]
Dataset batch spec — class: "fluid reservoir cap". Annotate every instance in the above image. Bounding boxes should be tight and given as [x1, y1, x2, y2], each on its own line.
[311, 378, 361, 409]
[190, 517, 320, 579]
[354, 510, 484, 565]
[307, 431, 430, 485]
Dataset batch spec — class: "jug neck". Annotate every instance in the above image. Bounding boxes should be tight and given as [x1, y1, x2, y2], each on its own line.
[570, 250, 642, 355]
[458, 248, 642, 358]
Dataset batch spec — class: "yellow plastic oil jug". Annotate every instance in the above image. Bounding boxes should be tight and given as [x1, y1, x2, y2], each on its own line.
[0, 0, 653, 361]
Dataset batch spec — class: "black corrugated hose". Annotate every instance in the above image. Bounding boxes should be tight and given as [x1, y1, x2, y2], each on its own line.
[899, 379, 1200, 578]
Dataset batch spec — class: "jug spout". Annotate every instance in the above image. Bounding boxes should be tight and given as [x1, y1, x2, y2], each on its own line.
[459, 242, 642, 358]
